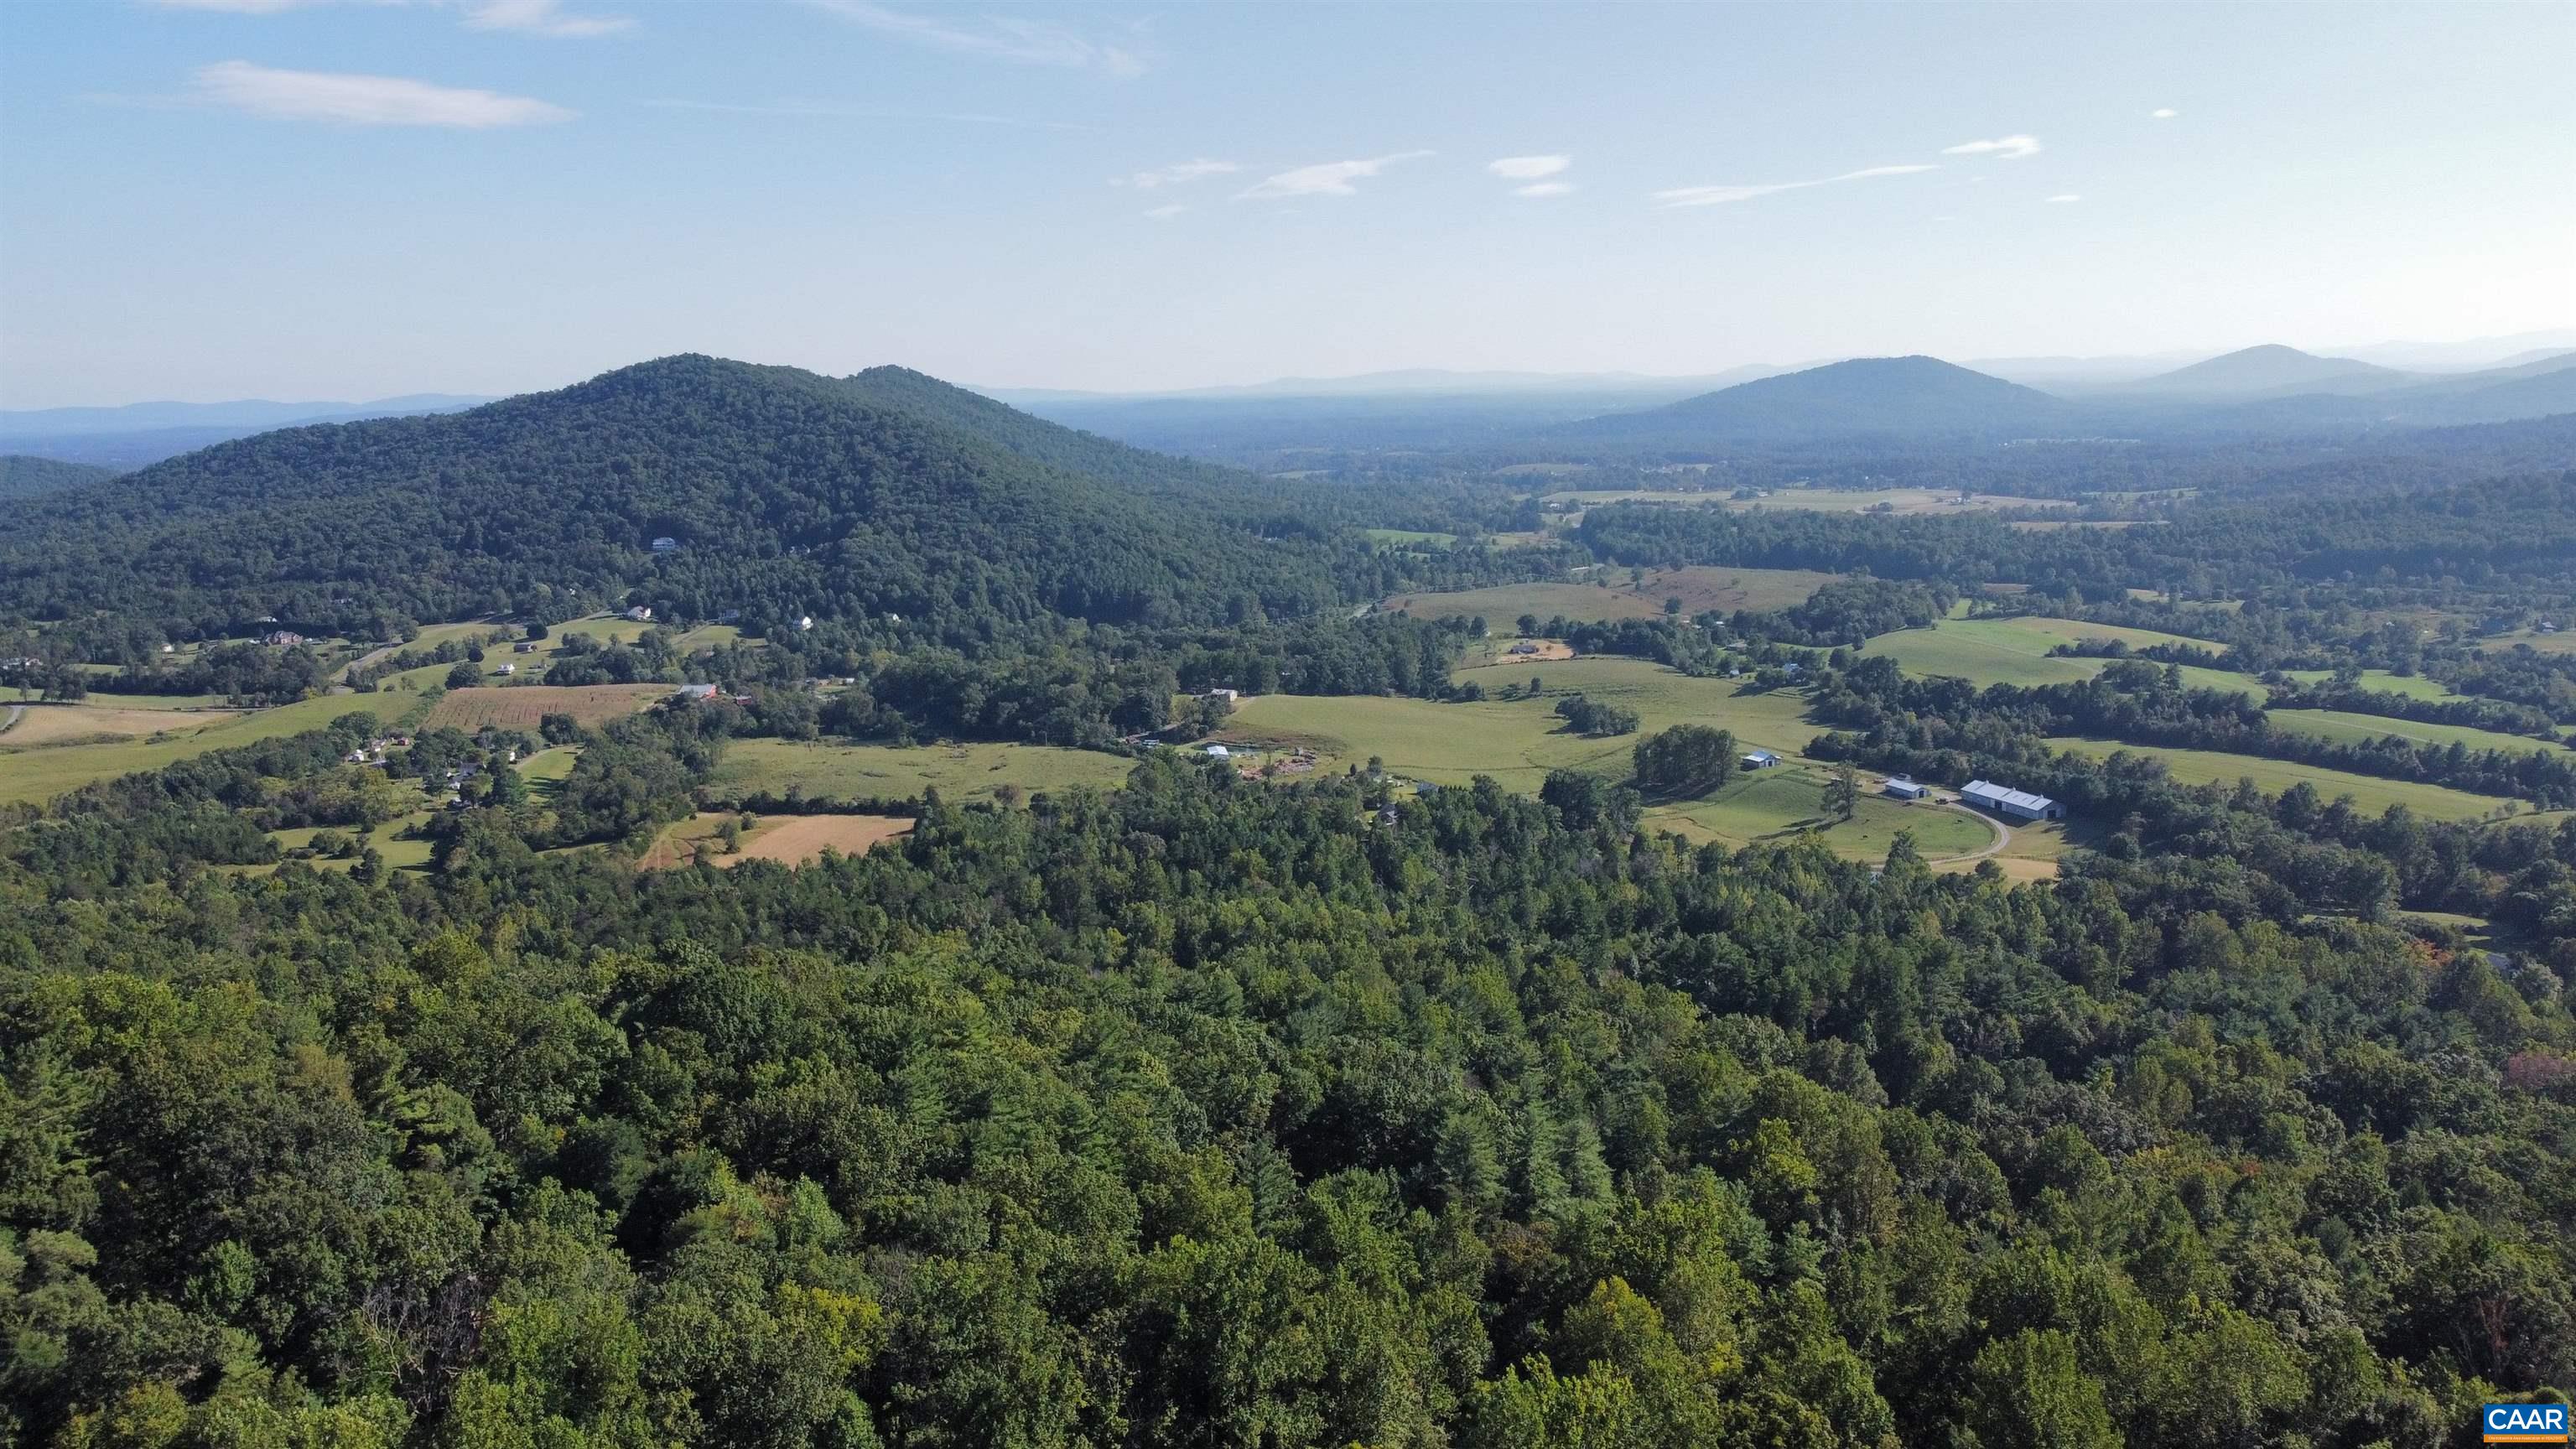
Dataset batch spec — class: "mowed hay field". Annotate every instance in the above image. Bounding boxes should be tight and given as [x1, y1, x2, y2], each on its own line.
[2267, 709, 2572, 758]
[0, 692, 415, 806]
[1223, 657, 1820, 795]
[1, 703, 241, 750]
[2047, 737, 2515, 821]
[1859, 617, 2258, 695]
[423, 683, 673, 732]
[712, 739, 1136, 804]
[644, 812, 916, 870]
[1383, 567, 1842, 628]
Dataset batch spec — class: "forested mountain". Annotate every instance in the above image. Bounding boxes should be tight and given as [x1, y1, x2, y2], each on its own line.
[0, 356, 1421, 646]
[1555, 356, 2081, 446]
[2127, 345, 2413, 397]
[0, 454, 117, 499]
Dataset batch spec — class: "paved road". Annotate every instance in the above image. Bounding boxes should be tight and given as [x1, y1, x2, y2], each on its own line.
[1, 703, 21, 738]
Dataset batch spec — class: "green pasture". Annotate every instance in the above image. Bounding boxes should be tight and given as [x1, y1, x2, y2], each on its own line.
[0, 691, 418, 806]
[2046, 737, 2515, 822]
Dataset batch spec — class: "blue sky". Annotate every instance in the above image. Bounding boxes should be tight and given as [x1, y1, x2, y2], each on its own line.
[2, 0, 2570, 406]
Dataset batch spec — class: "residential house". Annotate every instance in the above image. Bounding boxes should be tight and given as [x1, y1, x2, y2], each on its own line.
[650, 537, 679, 553]
[625, 606, 654, 623]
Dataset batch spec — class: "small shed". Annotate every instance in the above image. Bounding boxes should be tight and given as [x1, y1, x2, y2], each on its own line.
[1203, 744, 1231, 760]
[1742, 749, 1782, 769]
[1883, 777, 1929, 800]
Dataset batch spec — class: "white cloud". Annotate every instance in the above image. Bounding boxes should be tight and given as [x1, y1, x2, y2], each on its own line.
[1653, 164, 1937, 209]
[465, 0, 631, 37]
[1144, 203, 1186, 220]
[1514, 181, 1573, 198]
[1940, 134, 2042, 159]
[2048, 193, 2082, 203]
[148, 0, 355, 11]
[1237, 150, 1432, 200]
[190, 60, 573, 127]
[1116, 158, 1238, 189]
[2151, 107, 2179, 120]
[1488, 154, 1568, 180]
[803, 0, 1145, 75]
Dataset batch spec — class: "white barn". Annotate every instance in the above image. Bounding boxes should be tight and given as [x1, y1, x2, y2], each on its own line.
[1883, 775, 1929, 800]
[1962, 780, 2062, 821]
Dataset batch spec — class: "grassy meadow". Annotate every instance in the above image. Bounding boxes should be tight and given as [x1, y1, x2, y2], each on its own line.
[0, 691, 418, 806]
[2267, 709, 2570, 757]
[1382, 566, 1841, 628]
[2046, 737, 2515, 822]
[1859, 616, 2259, 696]
[711, 739, 1136, 804]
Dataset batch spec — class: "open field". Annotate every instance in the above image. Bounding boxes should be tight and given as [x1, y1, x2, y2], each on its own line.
[1, 704, 241, 750]
[0, 692, 417, 806]
[1543, 486, 2076, 517]
[423, 683, 673, 732]
[732, 813, 913, 865]
[2267, 709, 2570, 757]
[1225, 657, 1822, 791]
[1363, 527, 1460, 548]
[2480, 629, 2576, 656]
[2046, 737, 2515, 822]
[1642, 771, 1996, 860]
[1384, 566, 1841, 629]
[2277, 668, 2460, 702]
[644, 810, 915, 871]
[1860, 616, 2257, 696]
[711, 739, 1136, 804]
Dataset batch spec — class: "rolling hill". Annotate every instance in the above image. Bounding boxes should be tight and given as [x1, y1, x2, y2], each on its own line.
[1552, 356, 2082, 446]
[0, 356, 1368, 645]
[0, 454, 118, 499]
[2127, 344, 2416, 397]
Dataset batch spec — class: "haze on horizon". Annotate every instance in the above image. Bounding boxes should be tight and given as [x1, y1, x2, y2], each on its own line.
[1, 0, 2570, 408]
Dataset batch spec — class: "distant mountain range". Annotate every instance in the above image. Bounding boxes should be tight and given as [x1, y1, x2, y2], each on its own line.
[983, 365, 1790, 405]
[1552, 356, 2080, 445]
[0, 393, 494, 470]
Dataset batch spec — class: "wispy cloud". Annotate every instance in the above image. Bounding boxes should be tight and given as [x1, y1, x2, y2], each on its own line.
[465, 0, 631, 37]
[2151, 107, 2179, 120]
[1653, 164, 1936, 209]
[2048, 193, 2082, 204]
[647, 98, 1096, 132]
[1237, 150, 1431, 200]
[1488, 154, 1568, 180]
[148, 0, 355, 11]
[151, 0, 630, 33]
[190, 60, 573, 126]
[1941, 133, 2041, 159]
[802, 0, 1145, 76]
[1144, 203, 1186, 221]
[1514, 181, 1573, 198]
[1116, 158, 1238, 189]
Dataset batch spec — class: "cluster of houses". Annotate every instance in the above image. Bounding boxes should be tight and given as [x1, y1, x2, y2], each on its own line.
[262, 630, 306, 647]
[341, 734, 413, 766]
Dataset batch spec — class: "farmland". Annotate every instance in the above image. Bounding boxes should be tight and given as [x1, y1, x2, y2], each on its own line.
[2267, 708, 2570, 757]
[1223, 657, 1822, 795]
[1382, 566, 1841, 628]
[1543, 486, 2077, 517]
[643, 812, 915, 870]
[1858, 616, 2258, 695]
[2046, 737, 2516, 822]
[0, 702, 240, 750]
[0, 691, 417, 806]
[1640, 771, 1995, 860]
[710, 739, 1137, 804]
[422, 683, 674, 732]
